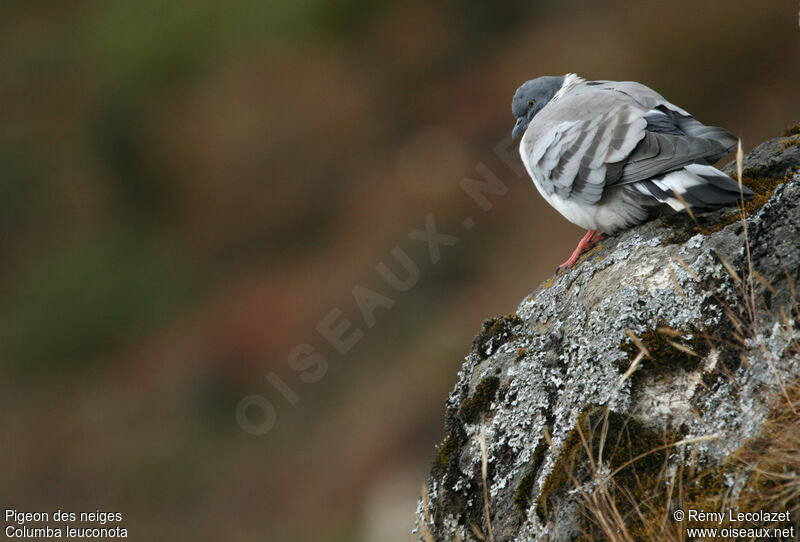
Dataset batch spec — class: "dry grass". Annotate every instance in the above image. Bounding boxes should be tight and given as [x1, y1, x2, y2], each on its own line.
[479, 421, 496, 542]
[735, 381, 800, 517]
[570, 379, 800, 541]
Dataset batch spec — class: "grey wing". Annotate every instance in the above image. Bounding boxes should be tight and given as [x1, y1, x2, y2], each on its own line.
[523, 85, 737, 204]
[616, 106, 736, 185]
[618, 126, 730, 183]
[591, 79, 738, 162]
[523, 92, 648, 205]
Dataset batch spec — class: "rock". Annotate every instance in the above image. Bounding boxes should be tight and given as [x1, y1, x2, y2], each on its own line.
[416, 131, 800, 541]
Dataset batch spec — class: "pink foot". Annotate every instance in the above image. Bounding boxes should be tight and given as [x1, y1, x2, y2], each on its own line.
[558, 230, 605, 270]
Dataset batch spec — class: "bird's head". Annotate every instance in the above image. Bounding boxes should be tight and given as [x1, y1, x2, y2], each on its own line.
[511, 75, 565, 140]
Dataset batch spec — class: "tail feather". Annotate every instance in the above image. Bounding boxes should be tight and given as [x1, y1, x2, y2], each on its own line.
[633, 164, 753, 212]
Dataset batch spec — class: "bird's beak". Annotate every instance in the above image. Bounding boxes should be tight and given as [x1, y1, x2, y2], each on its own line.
[512, 117, 526, 141]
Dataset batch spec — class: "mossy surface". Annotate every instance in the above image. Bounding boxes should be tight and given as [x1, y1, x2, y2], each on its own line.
[434, 430, 463, 472]
[616, 378, 800, 540]
[430, 381, 508, 534]
[430, 419, 487, 536]
[781, 122, 800, 149]
[660, 211, 715, 244]
[458, 376, 500, 425]
[707, 175, 785, 233]
[431, 375, 503, 527]
[618, 326, 709, 379]
[782, 136, 800, 149]
[781, 122, 800, 137]
[514, 440, 548, 516]
[471, 314, 524, 360]
[536, 406, 677, 527]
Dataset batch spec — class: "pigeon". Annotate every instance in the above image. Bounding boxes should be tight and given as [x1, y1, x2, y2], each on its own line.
[511, 74, 753, 269]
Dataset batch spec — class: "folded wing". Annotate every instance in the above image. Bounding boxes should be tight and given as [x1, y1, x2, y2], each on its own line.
[522, 82, 739, 206]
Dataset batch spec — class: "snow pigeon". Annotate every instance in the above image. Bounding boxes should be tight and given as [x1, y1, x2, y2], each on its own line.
[511, 74, 753, 269]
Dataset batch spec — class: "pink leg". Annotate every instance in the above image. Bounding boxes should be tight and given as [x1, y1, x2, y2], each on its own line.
[558, 230, 605, 270]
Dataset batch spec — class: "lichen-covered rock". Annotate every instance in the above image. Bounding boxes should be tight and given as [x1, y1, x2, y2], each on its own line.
[416, 133, 800, 541]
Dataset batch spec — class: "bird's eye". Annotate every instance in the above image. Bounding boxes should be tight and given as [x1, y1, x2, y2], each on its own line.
[528, 99, 537, 108]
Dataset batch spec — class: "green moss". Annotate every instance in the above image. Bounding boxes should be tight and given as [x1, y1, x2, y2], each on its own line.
[430, 378, 506, 529]
[624, 379, 800, 538]
[433, 376, 501, 486]
[514, 440, 548, 515]
[431, 376, 502, 507]
[434, 431, 461, 471]
[536, 407, 676, 525]
[660, 213, 700, 244]
[458, 376, 500, 425]
[711, 174, 787, 232]
[781, 135, 800, 149]
[471, 314, 524, 360]
[621, 461, 741, 539]
[593, 250, 607, 263]
[538, 382, 800, 539]
[781, 122, 800, 137]
[618, 326, 709, 379]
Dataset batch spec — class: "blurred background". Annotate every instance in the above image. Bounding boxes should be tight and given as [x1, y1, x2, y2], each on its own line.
[1, 1, 798, 540]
